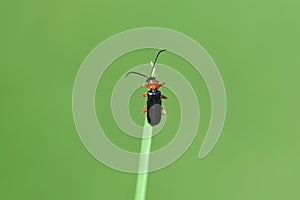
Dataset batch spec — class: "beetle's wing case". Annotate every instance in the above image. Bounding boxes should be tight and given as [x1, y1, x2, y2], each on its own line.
[147, 89, 162, 126]
[147, 104, 162, 126]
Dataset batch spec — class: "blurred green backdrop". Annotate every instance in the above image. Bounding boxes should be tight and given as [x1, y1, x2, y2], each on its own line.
[1, 0, 300, 199]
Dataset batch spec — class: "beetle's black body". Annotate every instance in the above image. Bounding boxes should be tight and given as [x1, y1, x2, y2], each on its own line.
[147, 90, 162, 126]
[125, 49, 167, 126]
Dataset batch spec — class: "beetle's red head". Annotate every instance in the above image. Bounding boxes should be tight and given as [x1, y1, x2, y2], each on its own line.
[146, 79, 160, 90]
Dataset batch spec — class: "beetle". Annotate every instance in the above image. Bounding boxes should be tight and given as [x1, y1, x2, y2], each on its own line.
[126, 49, 168, 126]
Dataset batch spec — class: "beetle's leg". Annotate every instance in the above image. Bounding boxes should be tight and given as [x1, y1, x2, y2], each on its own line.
[159, 83, 166, 87]
[161, 107, 167, 115]
[140, 93, 147, 97]
[141, 106, 147, 114]
[161, 95, 167, 99]
[142, 84, 151, 90]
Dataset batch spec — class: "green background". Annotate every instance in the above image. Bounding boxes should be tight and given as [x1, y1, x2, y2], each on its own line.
[1, 0, 299, 199]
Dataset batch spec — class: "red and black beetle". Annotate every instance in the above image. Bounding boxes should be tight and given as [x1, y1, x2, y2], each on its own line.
[126, 49, 167, 126]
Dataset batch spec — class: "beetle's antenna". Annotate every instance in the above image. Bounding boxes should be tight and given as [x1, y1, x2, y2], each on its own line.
[150, 49, 167, 77]
[126, 71, 148, 79]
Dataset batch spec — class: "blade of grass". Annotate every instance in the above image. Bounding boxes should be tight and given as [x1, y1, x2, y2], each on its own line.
[134, 118, 152, 200]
